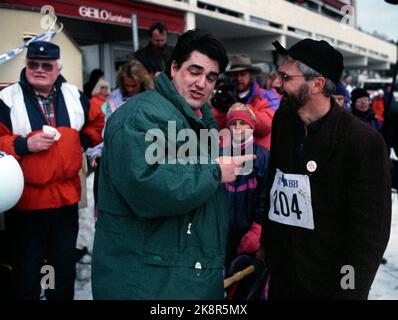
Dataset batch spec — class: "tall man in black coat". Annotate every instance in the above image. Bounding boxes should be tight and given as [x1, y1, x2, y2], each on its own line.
[134, 22, 173, 78]
[259, 39, 391, 299]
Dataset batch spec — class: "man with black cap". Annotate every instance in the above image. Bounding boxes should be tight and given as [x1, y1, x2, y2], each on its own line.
[259, 38, 391, 299]
[0, 41, 104, 299]
[220, 55, 279, 151]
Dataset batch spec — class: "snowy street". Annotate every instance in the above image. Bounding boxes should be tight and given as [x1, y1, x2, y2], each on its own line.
[369, 191, 398, 299]
[74, 174, 398, 300]
[74, 173, 95, 300]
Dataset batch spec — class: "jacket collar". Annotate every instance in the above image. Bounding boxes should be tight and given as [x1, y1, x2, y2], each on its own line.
[233, 79, 260, 104]
[316, 98, 343, 142]
[287, 98, 343, 165]
[247, 80, 261, 104]
[305, 99, 343, 161]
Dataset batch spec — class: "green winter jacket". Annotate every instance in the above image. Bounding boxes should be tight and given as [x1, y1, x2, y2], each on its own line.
[91, 73, 229, 300]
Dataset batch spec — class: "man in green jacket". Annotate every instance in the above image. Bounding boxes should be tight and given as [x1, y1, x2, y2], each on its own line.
[91, 29, 254, 299]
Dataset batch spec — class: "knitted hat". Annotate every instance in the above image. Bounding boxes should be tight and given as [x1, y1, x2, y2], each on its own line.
[333, 82, 348, 97]
[226, 103, 256, 129]
[351, 88, 369, 106]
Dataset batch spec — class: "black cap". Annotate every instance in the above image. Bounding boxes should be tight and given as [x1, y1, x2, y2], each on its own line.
[351, 88, 369, 105]
[26, 41, 60, 60]
[273, 38, 344, 85]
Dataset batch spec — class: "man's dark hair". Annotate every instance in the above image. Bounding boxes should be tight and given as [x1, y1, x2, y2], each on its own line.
[165, 29, 228, 78]
[149, 22, 168, 37]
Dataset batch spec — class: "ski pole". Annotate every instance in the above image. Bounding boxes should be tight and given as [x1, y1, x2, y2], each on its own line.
[224, 265, 255, 288]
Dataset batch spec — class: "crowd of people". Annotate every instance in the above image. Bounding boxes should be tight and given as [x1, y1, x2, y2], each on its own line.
[0, 21, 397, 300]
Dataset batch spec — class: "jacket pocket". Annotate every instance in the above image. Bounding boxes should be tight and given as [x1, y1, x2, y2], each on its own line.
[143, 214, 225, 269]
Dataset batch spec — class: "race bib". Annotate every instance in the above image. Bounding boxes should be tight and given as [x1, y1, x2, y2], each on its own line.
[269, 169, 314, 230]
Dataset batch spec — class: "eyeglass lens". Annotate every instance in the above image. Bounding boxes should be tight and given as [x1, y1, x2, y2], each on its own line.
[27, 61, 54, 72]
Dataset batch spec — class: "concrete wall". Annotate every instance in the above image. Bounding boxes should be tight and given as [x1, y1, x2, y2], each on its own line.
[142, 0, 396, 64]
[0, 8, 83, 89]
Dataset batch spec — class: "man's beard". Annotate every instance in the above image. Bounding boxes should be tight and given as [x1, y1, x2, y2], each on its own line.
[237, 82, 250, 94]
[152, 43, 166, 51]
[281, 83, 310, 111]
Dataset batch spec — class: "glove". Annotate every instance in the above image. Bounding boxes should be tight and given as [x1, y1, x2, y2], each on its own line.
[237, 223, 262, 255]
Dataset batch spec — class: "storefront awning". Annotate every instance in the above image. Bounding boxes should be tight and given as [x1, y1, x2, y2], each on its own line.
[0, 0, 185, 33]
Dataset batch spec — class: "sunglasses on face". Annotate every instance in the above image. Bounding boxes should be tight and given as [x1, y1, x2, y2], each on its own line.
[27, 61, 55, 72]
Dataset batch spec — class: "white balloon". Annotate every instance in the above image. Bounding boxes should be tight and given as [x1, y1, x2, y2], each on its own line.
[0, 151, 24, 213]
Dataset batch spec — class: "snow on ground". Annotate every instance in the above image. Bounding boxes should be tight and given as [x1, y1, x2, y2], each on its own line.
[369, 191, 398, 300]
[74, 173, 95, 300]
[74, 174, 398, 300]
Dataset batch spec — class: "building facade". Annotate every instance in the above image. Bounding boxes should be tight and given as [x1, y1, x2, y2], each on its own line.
[0, 0, 185, 88]
[0, 0, 396, 89]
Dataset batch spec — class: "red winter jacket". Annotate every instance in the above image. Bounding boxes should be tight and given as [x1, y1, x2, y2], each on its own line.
[0, 71, 104, 210]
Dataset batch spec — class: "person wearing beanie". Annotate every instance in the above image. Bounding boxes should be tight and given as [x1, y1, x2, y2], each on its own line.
[222, 103, 270, 280]
[350, 88, 380, 131]
[223, 54, 280, 151]
[226, 103, 256, 145]
[258, 38, 391, 300]
[332, 82, 350, 110]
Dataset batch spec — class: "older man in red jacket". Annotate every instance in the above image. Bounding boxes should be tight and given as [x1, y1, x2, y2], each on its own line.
[0, 41, 103, 299]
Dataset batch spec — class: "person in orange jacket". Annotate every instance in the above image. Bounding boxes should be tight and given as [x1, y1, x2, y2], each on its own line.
[89, 79, 110, 125]
[0, 41, 104, 299]
[372, 89, 385, 128]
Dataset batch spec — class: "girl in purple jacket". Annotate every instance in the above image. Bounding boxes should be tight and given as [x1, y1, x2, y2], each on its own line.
[222, 103, 270, 269]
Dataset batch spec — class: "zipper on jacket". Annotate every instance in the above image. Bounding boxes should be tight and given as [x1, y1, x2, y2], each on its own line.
[194, 261, 202, 277]
[187, 223, 192, 235]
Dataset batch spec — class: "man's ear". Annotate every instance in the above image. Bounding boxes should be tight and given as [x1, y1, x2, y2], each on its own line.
[170, 60, 177, 79]
[312, 77, 326, 95]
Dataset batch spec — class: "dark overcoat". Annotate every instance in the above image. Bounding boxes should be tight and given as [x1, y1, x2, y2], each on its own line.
[263, 100, 391, 299]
